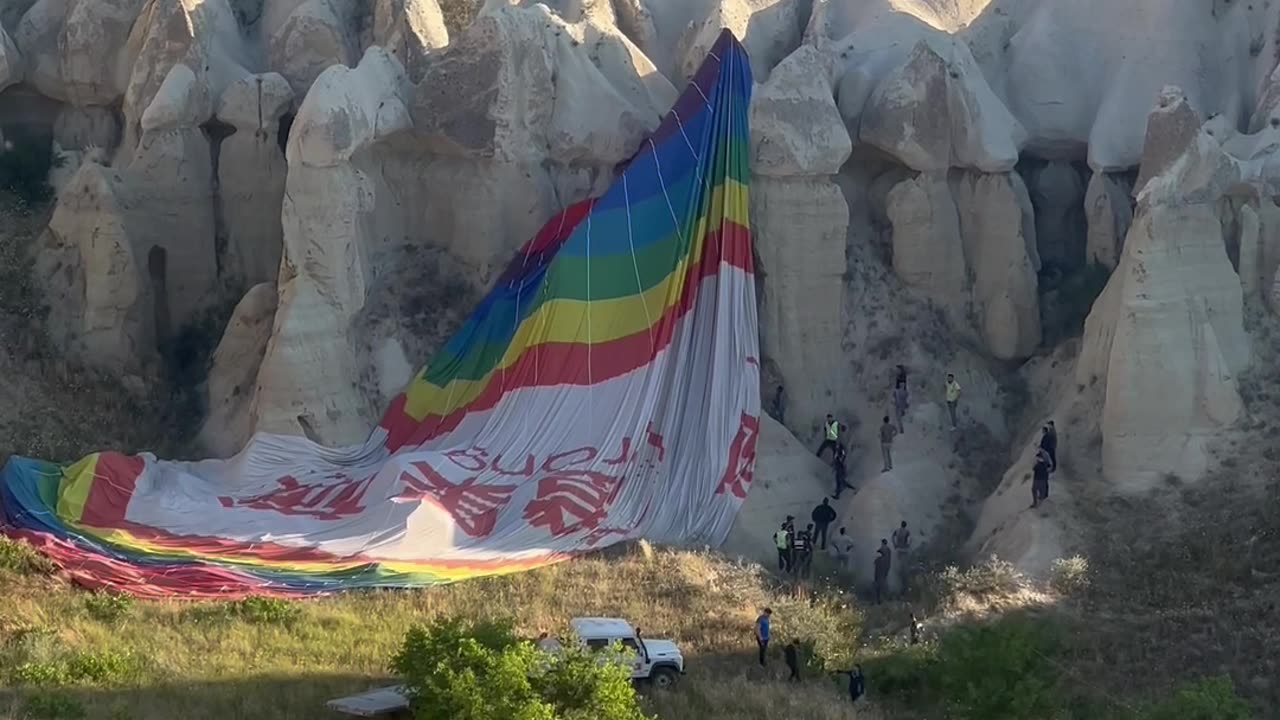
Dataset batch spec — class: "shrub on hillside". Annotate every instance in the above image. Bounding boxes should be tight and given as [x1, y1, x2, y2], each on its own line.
[19, 692, 86, 719]
[0, 537, 56, 575]
[866, 615, 1063, 719]
[225, 596, 300, 625]
[1049, 556, 1091, 595]
[1138, 676, 1254, 720]
[391, 617, 650, 720]
[84, 591, 133, 623]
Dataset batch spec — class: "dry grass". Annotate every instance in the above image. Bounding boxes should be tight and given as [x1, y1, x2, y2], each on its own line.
[0, 548, 883, 720]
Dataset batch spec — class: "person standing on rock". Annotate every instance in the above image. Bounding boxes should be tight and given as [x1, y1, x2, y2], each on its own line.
[811, 498, 837, 550]
[832, 443, 854, 499]
[773, 522, 792, 573]
[818, 414, 841, 459]
[1040, 421, 1058, 472]
[895, 364, 908, 389]
[754, 608, 772, 667]
[945, 373, 962, 431]
[772, 385, 787, 425]
[874, 540, 892, 604]
[1032, 448, 1051, 508]
[880, 416, 898, 472]
[893, 380, 910, 434]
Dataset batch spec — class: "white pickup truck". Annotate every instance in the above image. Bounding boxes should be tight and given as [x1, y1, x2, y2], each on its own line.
[327, 617, 686, 717]
[538, 617, 686, 688]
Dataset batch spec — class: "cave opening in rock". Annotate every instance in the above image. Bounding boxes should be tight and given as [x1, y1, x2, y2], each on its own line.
[277, 113, 295, 156]
[148, 245, 171, 348]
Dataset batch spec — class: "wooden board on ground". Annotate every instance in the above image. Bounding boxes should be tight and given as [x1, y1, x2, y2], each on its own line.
[326, 685, 410, 717]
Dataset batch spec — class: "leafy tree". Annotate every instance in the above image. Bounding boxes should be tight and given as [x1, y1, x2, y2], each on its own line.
[391, 617, 650, 720]
[1140, 676, 1254, 720]
[931, 616, 1062, 720]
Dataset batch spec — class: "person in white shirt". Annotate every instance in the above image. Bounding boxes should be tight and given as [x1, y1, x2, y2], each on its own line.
[829, 526, 855, 569]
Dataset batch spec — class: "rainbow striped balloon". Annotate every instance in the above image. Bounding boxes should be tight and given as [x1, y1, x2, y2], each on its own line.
[0, 29, 759, 598]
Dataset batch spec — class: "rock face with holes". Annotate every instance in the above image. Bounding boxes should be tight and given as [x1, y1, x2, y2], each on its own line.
[200, 282, 278, 457]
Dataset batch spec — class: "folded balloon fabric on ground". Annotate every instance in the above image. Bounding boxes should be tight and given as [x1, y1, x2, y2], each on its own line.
[0, 31, 760, 599]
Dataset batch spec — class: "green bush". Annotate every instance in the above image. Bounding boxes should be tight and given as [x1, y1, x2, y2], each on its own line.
[1139, 676, 1254, 720]
[19, 692, 86, 720]
[226, 596, 301, 625]
[391, 617, 650, 720]
[84, 591, 134, 623]
[866, 615, 1063, 719]
[771, 593, 862, 673]
[0, 537, 57, 575]
[14, 650, 141, 686]
[0, 129, 66, 206]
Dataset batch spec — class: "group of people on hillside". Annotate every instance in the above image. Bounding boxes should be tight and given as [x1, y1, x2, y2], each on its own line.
[812, 368, 965, 498]
[754, 608, 866, 705]
[771, 499, 847, 579]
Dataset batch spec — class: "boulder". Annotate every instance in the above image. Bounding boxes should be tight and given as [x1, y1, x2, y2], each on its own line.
[752, 176, 848, 433]
[750, 44, 851, 177]
[251, 47, 412, 445]
[860, 39, 1025, 173]
[675, 0, 805, 84]
[1094, 200, 1248, 489]
[269, 0, 358, 96]
[139, 62, 212, 132]
[373, 0, 448, 79]
[53, 106, 122, 152]
[217, 73, 295, 288]
[0, 21, 22, 92]
[886, 172, 968, 319]
[14, 0, 67, 100]
[60, 0, 145, 105]
[36, 162, 156, 372]
[953, 172, 1041, 361]
[1084, 171, 1134, 269]
[1133, 87, 1202, 195]
[200, 283, 278, 458]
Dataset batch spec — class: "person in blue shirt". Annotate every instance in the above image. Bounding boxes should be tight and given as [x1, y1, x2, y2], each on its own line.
[754, 608, 773, 667]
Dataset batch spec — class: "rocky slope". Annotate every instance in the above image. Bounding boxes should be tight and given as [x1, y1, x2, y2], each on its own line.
[4, 0, 1280, 628]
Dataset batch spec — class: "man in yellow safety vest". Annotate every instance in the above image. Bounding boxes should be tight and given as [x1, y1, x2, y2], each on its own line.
[817, 414, 840, 459]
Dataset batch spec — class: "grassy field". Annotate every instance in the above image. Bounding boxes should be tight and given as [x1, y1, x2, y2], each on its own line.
[0, 544, 885, 720]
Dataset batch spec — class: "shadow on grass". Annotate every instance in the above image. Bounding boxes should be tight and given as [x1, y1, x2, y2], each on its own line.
[0, 673, 397, 720]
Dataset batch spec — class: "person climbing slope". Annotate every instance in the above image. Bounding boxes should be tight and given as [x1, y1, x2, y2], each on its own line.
[892, 520, 912, 591]
[1032, 448, 1051, 508]
[879, 415, 898, 472]
[772, 385, 786, 425]
[811, 498, 837, 550]
[893, 379, 909, 434]
[773, 522, 792, 573]
[794, 525, 814, 578]
[1041, 421, 1058, 472]
[832, 443, 854, 499]
[945, 373, 962, 431]
[874, 539, 892, 604]
[817, 414, 841, 459]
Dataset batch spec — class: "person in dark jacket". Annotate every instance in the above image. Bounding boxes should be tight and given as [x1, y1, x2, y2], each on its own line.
[874, 540, 892, 604]
[834, 665, 866, 703]
[811, 498, 837, 550]
[794, 525, 814, 578]
[1032, 448, 1051, 508]
[1040, 421, 1058, 471]
[784, 639, 802, 682]
[832, 444, 854, 498]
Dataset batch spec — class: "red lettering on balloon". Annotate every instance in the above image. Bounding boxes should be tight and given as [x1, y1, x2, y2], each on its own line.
[523, 469, 622, 537]
[715, 412, 759, 500]
[395, 461, 518, 538]
[543, 447, 598, 472]
[218, 474, 373, 521]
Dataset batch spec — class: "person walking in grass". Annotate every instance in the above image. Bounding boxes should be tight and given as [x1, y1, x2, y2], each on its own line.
[784, 639, 802, 682]
[818, 414, 841, 459]
[945, 373, 962, 430]
[879, 415, 898, 472]
[833, 665, 866, 704]
[754, 608, 772, 667]
[811, 498, 837, 550]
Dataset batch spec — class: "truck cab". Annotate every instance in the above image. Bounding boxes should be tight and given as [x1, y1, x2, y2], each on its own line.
[538, 617, 685, 688]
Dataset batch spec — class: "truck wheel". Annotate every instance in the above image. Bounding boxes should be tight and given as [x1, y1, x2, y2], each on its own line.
[649, 667, 679, 689]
